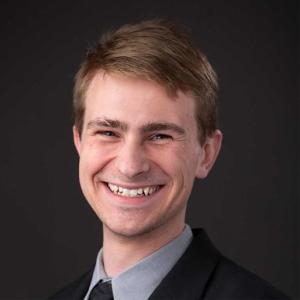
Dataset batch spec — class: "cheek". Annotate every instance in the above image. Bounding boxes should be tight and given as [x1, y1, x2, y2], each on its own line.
[150, 145, 194, 180]
[172, 145, 201, 186]
[79, 142, 117, 178]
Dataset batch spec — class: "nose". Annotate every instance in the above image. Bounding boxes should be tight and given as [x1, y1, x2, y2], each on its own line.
[115, 138, 150, 178]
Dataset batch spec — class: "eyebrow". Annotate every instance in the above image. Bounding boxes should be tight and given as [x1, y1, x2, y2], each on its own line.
[86, 118, 185, 135]
[87, 118, 128, 131]
[141, 122, 186, 135]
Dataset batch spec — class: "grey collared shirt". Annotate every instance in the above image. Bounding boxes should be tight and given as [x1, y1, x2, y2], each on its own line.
[84, 225, 193, 300]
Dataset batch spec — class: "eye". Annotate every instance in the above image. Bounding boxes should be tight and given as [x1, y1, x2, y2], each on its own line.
[100, 131, 115, 136]
[96, 130, 119, 138]
[150, 133, 173, 142]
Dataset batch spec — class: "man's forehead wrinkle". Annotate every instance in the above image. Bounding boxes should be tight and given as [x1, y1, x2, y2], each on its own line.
[87, 118, 128, 131]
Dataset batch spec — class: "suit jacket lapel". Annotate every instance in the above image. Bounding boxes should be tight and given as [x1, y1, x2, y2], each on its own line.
[71, 269, 93, 300]
[148, 229, 221, 300]
[49, 268, 93, 300]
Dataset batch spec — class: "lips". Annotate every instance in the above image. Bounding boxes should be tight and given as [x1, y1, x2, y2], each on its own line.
[107, 182, 160, 197]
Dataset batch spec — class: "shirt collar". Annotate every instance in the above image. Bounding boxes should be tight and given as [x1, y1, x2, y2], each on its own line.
[85, 225, 192, 300]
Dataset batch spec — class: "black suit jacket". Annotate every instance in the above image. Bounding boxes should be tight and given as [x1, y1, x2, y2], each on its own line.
[49, 229, 289, 299]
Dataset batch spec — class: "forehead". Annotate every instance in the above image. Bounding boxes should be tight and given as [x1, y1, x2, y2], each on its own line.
[84, 71, 197, 129]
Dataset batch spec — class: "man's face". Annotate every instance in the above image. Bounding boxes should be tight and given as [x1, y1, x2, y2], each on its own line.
[74, 71, 214, 238]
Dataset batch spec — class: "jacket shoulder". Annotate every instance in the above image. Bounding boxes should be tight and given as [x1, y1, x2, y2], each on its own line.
[204, 256, 290, 300]
[48, 268, 93, 300]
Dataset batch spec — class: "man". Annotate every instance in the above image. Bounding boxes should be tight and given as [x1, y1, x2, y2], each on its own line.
[50, 19, 289, 299]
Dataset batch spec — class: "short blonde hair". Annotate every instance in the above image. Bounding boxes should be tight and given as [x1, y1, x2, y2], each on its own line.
[73, 19, 219, 145]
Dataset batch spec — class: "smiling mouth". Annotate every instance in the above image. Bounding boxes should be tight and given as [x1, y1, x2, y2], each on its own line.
[106, 182, 161, 197]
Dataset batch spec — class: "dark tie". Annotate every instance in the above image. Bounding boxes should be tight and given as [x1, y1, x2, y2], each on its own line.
[88, 280, 114, 300]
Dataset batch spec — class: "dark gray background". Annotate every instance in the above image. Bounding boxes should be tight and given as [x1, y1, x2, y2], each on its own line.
[0, 0, 298, 299]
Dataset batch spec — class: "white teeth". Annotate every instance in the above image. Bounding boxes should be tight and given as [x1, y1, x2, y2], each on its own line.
[107, 183, 159, 197]
[122, 189, 130, 196]
[144, 187, 149, 196]
[108, 183, 118, 192]
[149, 187, 156, 194]
[130, 189, 138, 197]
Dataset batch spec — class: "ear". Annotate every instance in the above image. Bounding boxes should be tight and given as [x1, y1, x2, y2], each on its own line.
[196, 130, 223, 179]
[73, 126, 81, 155]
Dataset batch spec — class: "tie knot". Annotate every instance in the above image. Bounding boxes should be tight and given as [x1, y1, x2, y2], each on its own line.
[88, 280, 114, 300]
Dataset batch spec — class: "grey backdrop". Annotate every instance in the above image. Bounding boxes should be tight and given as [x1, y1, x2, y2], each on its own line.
[0, 0, 298, 299]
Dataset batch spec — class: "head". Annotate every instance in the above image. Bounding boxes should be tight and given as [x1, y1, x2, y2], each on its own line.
[73, 19, 222, 241]
[73, 19, 219, 146]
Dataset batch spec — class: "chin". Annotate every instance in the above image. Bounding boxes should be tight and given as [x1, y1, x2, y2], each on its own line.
[102, 218, 164, 239]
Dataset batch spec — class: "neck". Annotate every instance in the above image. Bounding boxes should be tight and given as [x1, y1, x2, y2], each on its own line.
[102, 221, 185, 277]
